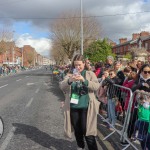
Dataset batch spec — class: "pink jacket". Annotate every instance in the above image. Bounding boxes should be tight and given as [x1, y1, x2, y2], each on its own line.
[95, 68, 101, 77]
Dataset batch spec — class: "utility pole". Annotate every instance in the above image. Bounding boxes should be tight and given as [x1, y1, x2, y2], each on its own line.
[12, 47, 14, 66]
[80, 0, 83, 55]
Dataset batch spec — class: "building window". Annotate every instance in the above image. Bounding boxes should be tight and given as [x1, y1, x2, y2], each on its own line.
[145, 42, 148, 50]
[139, 40, 142, 48]
[128, 45, 130, 51]
[148, 42, 150, 50]
[117, 48, 119, 54]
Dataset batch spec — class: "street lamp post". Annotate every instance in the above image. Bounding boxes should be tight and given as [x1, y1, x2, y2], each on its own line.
[12, 31, 15, 66]
[80, 0, 83, 55]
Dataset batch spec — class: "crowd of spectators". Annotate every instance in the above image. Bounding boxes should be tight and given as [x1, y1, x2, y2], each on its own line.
[54, 55, 150, 150]
[0, 65, 37, 76]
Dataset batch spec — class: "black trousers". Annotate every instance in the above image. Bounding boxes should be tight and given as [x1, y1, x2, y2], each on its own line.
[127, 108, 138, 138]
[70, 108, 98, 150]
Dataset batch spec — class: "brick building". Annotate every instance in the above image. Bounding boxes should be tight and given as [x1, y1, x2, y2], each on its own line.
[23, 45, 36, 67]
[112, 31, 150, 56]
[22, 45, 43, 67]
[0, 41, 22, 66]
[0, 42, 43, 67]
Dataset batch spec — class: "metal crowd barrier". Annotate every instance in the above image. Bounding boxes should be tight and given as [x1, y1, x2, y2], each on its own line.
[98, 84, 140, 150]
[122, 90, 150, 150]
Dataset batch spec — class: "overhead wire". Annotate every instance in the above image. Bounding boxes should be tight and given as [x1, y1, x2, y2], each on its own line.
[0, 0, 30, 7]
[0, 10, 150, 20]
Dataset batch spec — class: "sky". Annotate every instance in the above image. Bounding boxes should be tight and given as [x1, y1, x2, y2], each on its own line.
[0, 0, 150, 57]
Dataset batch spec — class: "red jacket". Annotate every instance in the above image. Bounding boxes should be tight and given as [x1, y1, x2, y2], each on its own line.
[116, 101, 123, 113]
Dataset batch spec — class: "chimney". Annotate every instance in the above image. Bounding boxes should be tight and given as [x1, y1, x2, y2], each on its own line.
[119, 38, 127, 44]
[140, 31, 150, 37]
[132, 33, 140, 40]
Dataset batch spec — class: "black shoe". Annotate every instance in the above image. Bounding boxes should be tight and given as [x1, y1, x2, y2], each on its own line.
[120, 141, 129, 146]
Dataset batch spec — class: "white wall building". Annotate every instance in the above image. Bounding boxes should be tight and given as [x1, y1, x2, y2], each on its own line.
[43, 57, 50, 66]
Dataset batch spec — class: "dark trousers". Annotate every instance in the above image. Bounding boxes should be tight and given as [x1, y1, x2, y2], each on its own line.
[70, 108, 98, 150]
[133, 120, 149, 141]
[127, 108, 138, 138]
[141, 133, 150, 150]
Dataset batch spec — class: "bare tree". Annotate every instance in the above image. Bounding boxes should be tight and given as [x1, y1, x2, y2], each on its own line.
[0, 24, 14, 54]
[51, 40, 68, 65]
[50, 10, 101, 59]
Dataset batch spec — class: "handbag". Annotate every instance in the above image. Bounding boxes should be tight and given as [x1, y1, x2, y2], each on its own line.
[96, 86, 107, 104]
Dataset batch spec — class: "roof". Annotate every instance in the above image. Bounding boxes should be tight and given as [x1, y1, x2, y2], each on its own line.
[113, 35, 150, 48]
[113, 40, 132, 48]
[139, 35, 150, 41]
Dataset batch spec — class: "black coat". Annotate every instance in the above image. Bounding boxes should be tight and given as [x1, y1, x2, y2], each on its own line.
[102, 76, 121, 99]
[117, 70, 125, 85]
[132, 76, 150, 92]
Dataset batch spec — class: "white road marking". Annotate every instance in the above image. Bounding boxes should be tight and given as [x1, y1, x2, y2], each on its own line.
[0, 127, 16, 150]
[25, 76, 29, 78]
[26, 83, 35, 86]
[16, 79, 22, 82]
[44, 82, 49, 88]
[26, 97, 34, 108]
[0, 84, 8, 89]
[35, 88, 39, 93]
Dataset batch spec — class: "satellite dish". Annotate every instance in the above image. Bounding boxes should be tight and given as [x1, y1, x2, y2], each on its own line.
[0, 117, 4, 139]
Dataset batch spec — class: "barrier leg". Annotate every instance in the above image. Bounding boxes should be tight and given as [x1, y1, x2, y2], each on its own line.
[103, 130, 116, 140]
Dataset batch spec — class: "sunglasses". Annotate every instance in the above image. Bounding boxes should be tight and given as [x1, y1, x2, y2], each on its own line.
[109, 73, 113, 76]
[143, 71, 150, 74]
[86, 62, 90, 64]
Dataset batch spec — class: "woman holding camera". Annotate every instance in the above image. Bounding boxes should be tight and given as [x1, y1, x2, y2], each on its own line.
[60, 54, 100, 150]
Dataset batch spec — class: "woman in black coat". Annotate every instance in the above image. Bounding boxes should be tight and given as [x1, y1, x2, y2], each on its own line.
[128, 64, 150, 141]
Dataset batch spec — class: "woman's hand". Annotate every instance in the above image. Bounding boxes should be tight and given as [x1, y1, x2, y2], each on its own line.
[102, 75, 105, 80]
[143, 83, 149, 88]
[68, 75, 76, 83]
[74, 75, 85, 82]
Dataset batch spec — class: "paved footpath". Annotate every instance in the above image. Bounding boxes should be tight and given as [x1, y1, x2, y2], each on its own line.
[49, 74, 103, 150]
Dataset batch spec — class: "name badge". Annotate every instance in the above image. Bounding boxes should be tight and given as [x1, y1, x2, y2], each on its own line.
[70, 93, 79, 104]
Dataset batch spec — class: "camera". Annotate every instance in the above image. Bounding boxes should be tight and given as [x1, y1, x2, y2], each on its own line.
[75, 82, 88, 96]
[80, 84, 88, 95]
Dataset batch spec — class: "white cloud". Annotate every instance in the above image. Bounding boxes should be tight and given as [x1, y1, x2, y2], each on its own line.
[16, 33, 52, 57]
[1, 0, 150, 45]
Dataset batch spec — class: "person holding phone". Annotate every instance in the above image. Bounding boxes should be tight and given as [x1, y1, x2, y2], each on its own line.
[60, 54, 100, 150]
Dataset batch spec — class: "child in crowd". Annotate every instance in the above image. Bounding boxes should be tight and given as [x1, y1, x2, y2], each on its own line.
[102, 69, 121, 129]
[115, 100, 123, 121]
[142, 123, 150, 150]
[132, 91, 150, 149]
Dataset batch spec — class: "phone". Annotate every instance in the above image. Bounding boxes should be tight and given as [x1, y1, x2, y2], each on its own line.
[73, 68, 80, 76]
